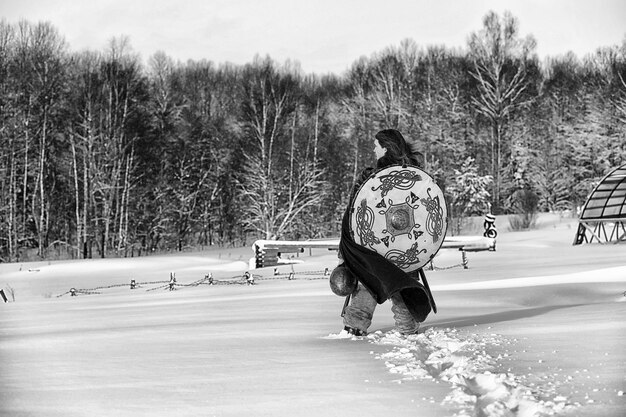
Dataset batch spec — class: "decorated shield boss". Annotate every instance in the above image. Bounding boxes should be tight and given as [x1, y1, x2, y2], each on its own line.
[350, 164, 447, 272]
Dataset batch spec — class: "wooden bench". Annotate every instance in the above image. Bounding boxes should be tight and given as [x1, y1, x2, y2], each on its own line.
[251, 236, 495, 269]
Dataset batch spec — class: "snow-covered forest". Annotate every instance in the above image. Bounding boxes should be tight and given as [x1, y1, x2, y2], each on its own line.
[0, 11, 625, 261]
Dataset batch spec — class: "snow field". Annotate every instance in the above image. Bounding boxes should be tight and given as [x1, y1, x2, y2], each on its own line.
[1, 220, 625, 416]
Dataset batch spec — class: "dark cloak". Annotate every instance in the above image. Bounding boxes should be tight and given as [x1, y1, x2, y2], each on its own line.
[339, 193, 435, 323]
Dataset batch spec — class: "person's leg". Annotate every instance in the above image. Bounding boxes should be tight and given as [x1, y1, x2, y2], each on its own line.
[390, 293, 421, 335]
[343, 282, 377, 334]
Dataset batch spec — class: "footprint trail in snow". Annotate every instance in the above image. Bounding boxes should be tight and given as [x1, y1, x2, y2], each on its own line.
[328, 328, 577, 416]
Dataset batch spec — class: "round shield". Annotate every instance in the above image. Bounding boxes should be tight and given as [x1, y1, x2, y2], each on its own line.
[349, 164, 447, 272]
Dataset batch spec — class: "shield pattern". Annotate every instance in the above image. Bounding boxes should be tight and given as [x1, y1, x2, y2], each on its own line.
[350, 165, 447, 272]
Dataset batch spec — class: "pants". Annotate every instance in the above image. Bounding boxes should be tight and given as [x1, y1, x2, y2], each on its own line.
[343, 282, 421, 334]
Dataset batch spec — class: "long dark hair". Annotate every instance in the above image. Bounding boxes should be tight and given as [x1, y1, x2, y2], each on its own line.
[375, 129, 422, 168]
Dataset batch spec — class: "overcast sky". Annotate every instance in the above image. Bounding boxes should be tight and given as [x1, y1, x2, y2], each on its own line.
[1, 0, 625, 75]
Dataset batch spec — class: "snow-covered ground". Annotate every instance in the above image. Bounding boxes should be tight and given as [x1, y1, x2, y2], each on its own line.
[1, 218, 625, 416]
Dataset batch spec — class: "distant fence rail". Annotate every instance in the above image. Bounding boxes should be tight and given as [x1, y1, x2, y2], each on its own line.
[55, 269, 332, 298]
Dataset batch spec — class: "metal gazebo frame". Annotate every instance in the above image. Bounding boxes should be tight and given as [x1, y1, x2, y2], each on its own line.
[573, 163, 626, 245]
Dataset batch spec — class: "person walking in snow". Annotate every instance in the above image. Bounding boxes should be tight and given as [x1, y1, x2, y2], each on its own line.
[337, 129, 433, 336]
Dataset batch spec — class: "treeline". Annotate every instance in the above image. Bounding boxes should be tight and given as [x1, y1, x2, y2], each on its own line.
[0, 12, 625, 261]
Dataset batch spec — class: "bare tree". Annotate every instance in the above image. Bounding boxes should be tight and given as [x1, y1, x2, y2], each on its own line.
[0, 21, 16, 260]
[68, 51, 100, 257]
[468, 10, 537, 211]
[10, 21, 68, 257]
[68, 38, 142, 257]
[370, 49, 408, 128]
[237, 56, 325, 239]
[341, 57, 375, 191]
[238, 56, 293, 238]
